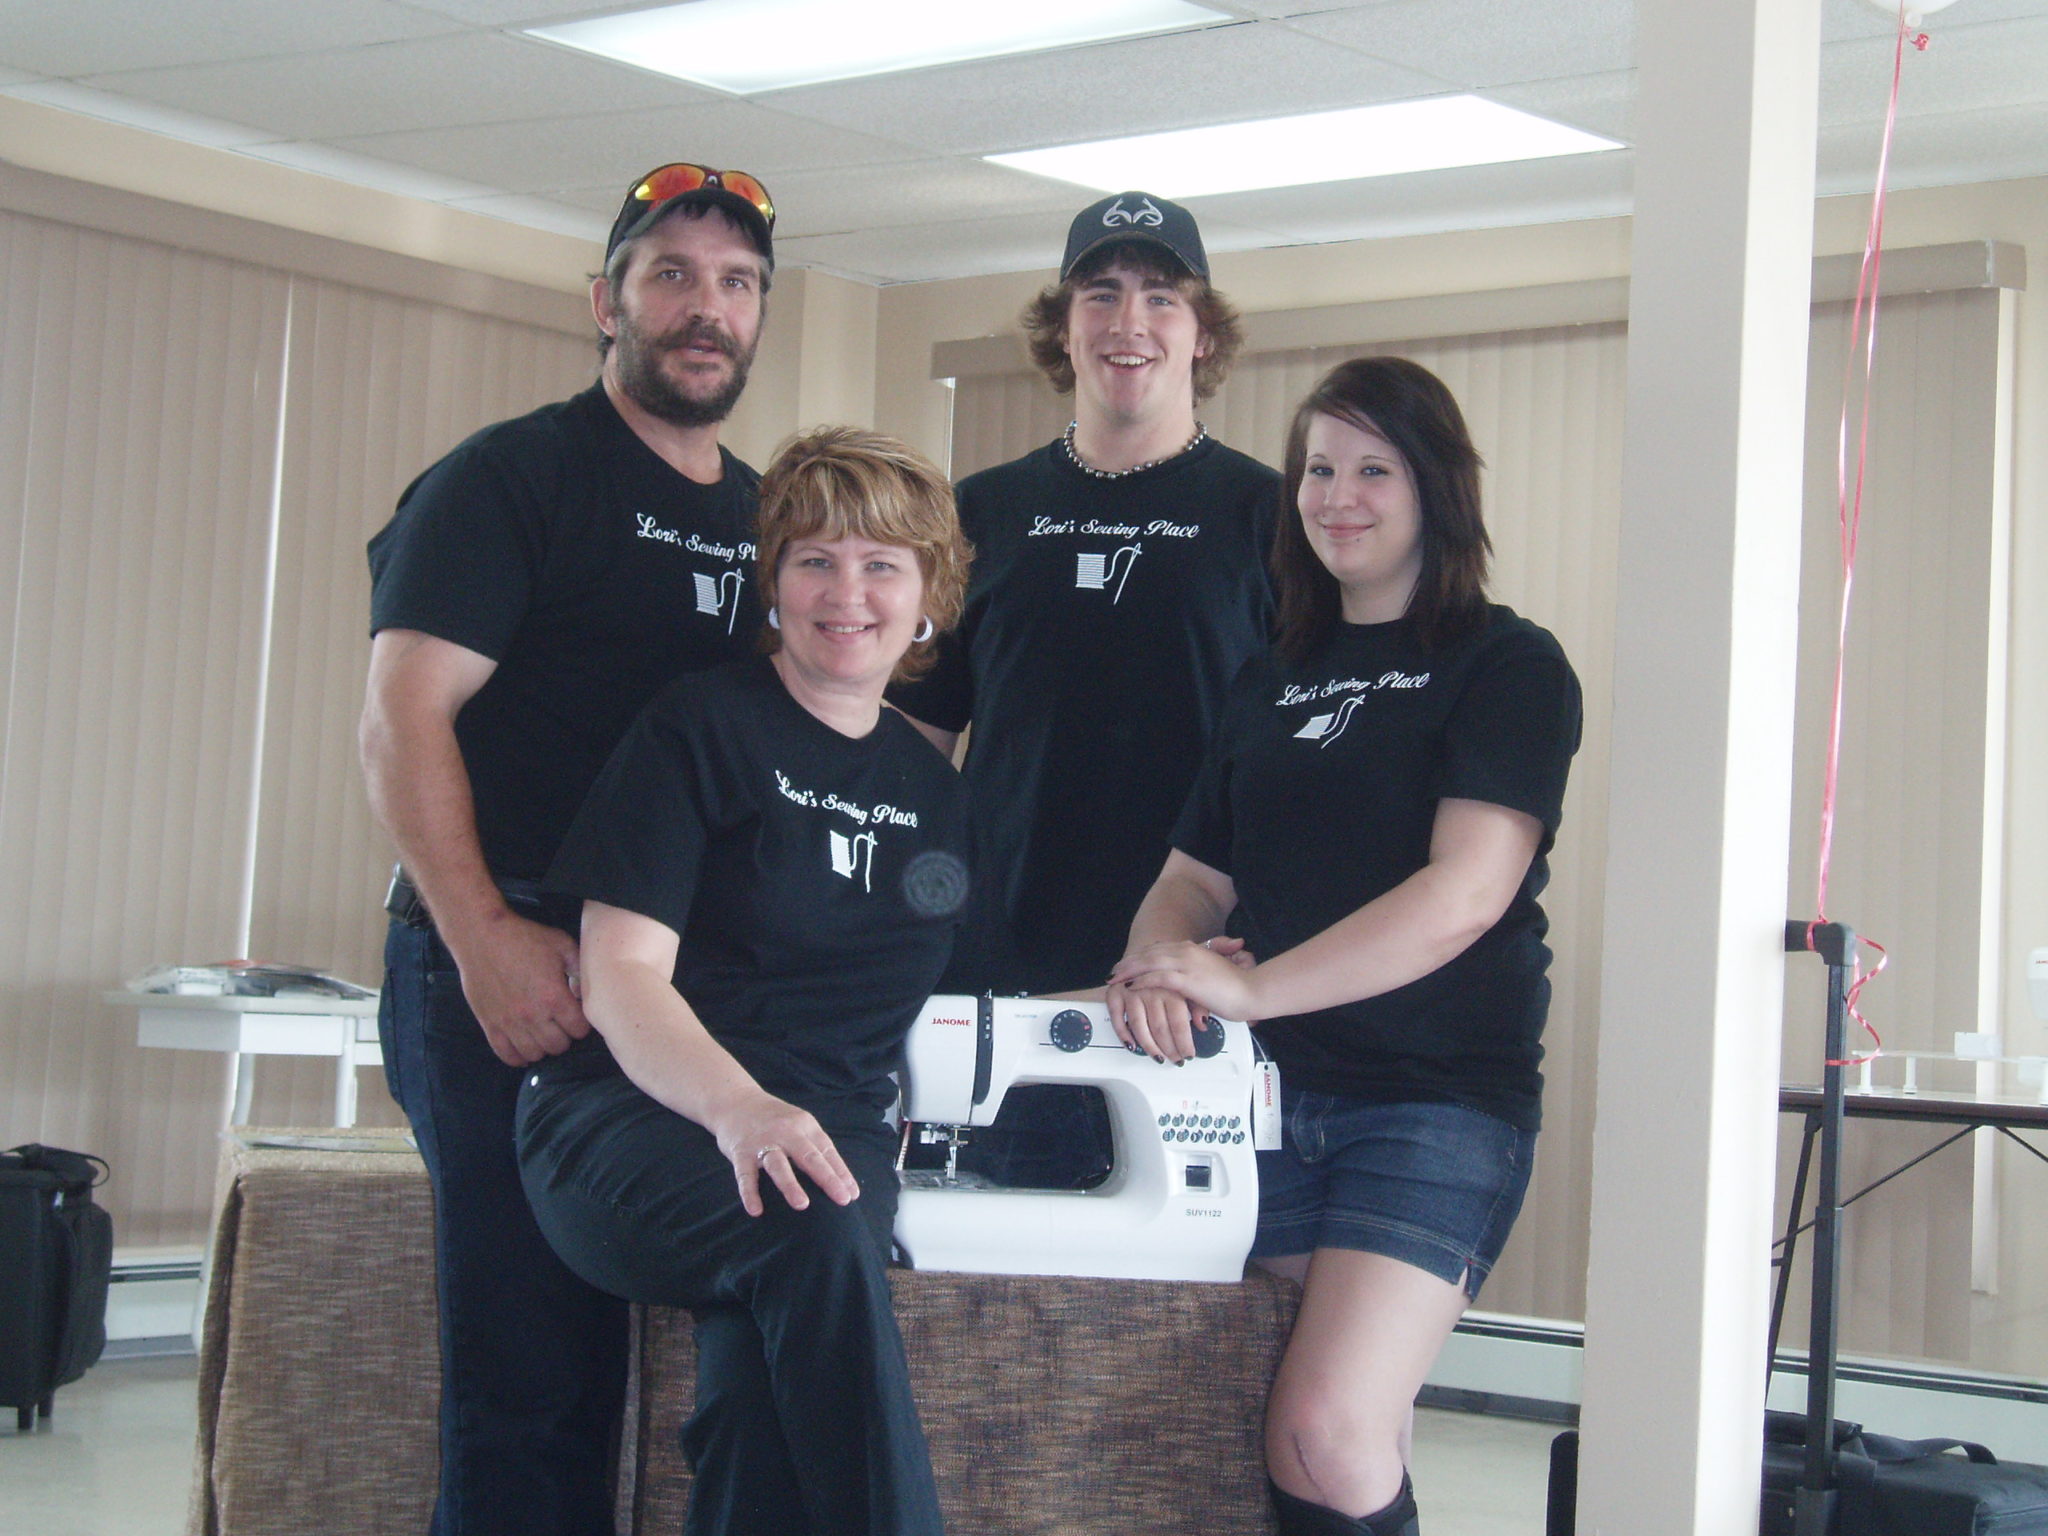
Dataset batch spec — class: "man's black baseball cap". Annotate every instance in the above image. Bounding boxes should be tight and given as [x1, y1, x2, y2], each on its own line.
[1059, 191, 1208, 282]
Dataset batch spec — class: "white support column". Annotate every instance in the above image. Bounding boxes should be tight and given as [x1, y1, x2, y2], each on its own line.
[1577, 2, 1821, 1532]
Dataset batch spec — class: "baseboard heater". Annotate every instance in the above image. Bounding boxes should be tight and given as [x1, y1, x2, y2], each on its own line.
[1422, 1311, 2048, 1455]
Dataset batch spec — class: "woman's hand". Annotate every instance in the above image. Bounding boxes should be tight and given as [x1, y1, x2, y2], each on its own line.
[710, 1092, 861, 1217]
[1105, 980, 1203, 1063]
[1110, 940, 1264, 1031]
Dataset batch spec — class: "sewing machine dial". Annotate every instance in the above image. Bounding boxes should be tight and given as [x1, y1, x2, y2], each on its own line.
[1048, 1009, 1093, 1052]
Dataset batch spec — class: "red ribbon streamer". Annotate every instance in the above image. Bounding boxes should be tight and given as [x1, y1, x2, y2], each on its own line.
[1810, 5, 1925, 1063]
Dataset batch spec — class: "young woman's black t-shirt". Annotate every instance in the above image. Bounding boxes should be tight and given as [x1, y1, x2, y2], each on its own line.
[1174, 605, 1581, 1131]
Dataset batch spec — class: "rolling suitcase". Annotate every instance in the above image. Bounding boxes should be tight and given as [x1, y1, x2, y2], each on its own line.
[0, 1143, 113, 1431]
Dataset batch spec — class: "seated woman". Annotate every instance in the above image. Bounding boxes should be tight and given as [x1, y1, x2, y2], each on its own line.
[515, 427, 973, 1536]
[1106, 358, 1582, 1536]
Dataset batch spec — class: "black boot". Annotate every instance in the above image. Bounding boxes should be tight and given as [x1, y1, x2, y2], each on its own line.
[1269, 1474, 1419, 1536]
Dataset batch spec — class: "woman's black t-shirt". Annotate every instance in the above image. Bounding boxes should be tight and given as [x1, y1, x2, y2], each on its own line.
[1173, 606, 1581, 1131]
[544, 657, 970, 1131]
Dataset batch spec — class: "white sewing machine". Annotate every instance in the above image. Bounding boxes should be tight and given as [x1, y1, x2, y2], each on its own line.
[892, 995, 1258, 1283]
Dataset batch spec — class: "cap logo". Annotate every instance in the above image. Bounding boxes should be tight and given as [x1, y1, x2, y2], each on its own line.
[1102, 196, 1164, 229]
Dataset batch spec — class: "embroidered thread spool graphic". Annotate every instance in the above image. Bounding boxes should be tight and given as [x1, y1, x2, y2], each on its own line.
[1292, 694, 1363, 747]
[692, 569, 745, 635]
[829, 829, 877, 892]
[1074, 544, 1142, 604]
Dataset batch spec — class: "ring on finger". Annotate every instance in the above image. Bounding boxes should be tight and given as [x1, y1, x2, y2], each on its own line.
[756, 1147, 777, 1166]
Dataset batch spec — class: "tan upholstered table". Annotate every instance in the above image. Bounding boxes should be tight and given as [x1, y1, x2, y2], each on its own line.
[191, 1130, 1296, 1536]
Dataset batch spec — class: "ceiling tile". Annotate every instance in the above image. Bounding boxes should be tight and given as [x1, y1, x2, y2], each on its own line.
[541, 182, 632, 217]
[1196, 150, 1632, 245]
[332, 100, 924, 193]
[757, 19, 1453, 158]
[0, 0, 455, 78]
[2, 80, 281, 147]
[1818, 98, 2048, 194]
[395, 0, 671, 22]
[440, 191, 609, 241]
[236, 139, 499, 201]
[81, 32, 709, 142]
[1820, 16, 2048, 126]
[1490, 70, 1634, 144]
[764, 157, 1083, 240]
[1219, 0, 1406, 15]
[1287, 0, 1632, 86]
[1821, 0, 2048, 43]
[779, 208, 1288, 285]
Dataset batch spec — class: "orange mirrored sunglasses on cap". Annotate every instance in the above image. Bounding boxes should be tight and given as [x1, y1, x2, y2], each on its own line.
[634, 162, 774, 224]
[607, 162, 777, 262]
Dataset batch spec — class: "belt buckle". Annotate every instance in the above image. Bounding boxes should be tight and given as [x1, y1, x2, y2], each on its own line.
[383, 868, 430, 928]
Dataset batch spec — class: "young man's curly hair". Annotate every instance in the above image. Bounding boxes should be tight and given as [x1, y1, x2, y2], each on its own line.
[1019, 241, 1244, 403]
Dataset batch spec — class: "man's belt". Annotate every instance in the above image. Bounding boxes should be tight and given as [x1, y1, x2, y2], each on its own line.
[383, 867, 577, 934]
[383, 868, 433, 929]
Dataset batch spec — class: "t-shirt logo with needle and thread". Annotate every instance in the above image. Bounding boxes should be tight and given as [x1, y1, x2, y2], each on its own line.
[1293, 694, 1364, 747]
[1074, 544, 1142, 603]
[692, 569, 745, 635]
[829, 828, 877, 892]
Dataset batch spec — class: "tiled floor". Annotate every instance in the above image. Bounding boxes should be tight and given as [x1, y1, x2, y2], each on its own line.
[2, 1355, 198, 1536]
[0, 1353, 1561, 1534]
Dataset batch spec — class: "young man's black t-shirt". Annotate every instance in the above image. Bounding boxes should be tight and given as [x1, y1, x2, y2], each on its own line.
[368, 384, 762, 880]
[543, 658, 971, 1132]
[891, 436, 1278, 994]
[1174, 606, 1582, 1131]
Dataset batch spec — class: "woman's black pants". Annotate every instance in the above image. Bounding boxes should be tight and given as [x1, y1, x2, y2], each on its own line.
[516, 1068, 944, 1536]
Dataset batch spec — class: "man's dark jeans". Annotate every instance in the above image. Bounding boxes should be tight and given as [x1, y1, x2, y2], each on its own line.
[379, 916, 628, 1536]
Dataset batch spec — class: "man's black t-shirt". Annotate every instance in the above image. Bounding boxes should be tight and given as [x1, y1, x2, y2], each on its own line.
[890, 436, 1277, 994]
[1174, 606, 1581, 1131]
[368, 384, 762, 879]
[544, 659, 970, 1131]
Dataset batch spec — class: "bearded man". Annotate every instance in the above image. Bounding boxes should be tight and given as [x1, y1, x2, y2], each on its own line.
[359, 163, 774, 1536]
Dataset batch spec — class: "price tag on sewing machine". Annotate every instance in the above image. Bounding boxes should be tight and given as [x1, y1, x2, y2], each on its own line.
[1252, 1058, 1281, 1150]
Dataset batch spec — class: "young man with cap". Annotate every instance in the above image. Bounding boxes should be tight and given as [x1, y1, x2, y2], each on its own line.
[891, 191, 1278, 1186]
[360, 163, 775, 1536]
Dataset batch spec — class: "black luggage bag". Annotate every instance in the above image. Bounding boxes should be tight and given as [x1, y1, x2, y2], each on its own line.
[0, 1143, 113, 1431]
[1760, 1412, 2048, 1535]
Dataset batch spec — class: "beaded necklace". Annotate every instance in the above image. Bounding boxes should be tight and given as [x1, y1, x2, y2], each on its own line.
[1061, 419, 1207, 480]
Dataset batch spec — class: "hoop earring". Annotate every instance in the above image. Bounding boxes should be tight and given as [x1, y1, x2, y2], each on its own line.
[766, 606, 780, 631]
[913, 617, 935, 643]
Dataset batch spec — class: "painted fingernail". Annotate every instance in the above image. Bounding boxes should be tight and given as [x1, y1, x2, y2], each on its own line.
[1153, 1054, 1166, 1064]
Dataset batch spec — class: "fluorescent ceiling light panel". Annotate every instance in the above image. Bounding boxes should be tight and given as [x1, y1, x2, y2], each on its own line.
[988, 96, 1623, 197]
[527, 0, 1227, 95]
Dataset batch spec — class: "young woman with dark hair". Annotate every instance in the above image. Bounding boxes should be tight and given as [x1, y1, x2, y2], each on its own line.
[1108, 356, 1583, 1536]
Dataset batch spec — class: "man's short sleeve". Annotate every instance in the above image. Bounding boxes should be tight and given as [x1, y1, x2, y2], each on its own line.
[545, 697, 709, 938]
[1434, 635, 1581, 837]
[886, 631, 974, 735]
[367, 439, 551, 660]
[1170, 732, 1237, 877]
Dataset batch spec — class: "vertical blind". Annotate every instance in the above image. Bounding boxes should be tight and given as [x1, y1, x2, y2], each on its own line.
[0, 206, 594, 1242]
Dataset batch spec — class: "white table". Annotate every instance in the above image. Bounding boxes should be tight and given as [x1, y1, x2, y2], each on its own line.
[107, 990, 383, 1127]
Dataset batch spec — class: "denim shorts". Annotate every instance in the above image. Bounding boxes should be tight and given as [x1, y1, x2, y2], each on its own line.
[1250, 1091, 1537, 1299]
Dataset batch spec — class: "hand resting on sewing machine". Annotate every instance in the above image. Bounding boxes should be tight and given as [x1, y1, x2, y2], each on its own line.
[1107, 803, 1541, 1062]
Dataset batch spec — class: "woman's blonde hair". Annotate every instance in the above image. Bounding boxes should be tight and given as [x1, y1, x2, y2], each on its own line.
[755, 427, 973, 683]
